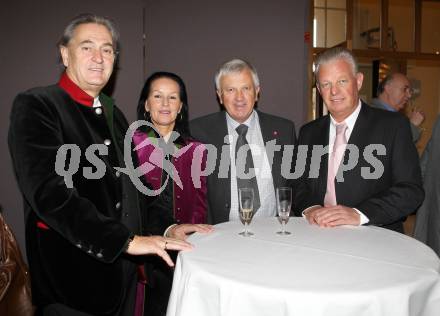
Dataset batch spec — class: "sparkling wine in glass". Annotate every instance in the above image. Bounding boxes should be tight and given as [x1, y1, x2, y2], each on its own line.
[276, 187, 292, 235]
[239, 188, 254, 236]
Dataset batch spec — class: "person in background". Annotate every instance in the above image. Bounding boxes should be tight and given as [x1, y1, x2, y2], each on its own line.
[370, 72, 425, 143]
[133, 72, 208, 316]
[8, 13, 211, 316]
[294, 47, 424, 233]
[414, 115, 440, 257]
[190, 58, 296, 225]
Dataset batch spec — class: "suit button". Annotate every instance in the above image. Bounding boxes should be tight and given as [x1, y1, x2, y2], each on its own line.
[225, 203, 229, 209]
[104, 139, 111, 146]
[124, 212, 129, 217]
[116, 202, 121, 210]
[95, 107, 103, 115]
[176, 195, 180, 199]
[177, 207, 181, 211]
[76, 241, 82, 249]
[96, 249, 103, 259]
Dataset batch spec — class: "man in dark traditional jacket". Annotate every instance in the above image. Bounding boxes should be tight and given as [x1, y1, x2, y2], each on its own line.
[8, 13, 210, 316]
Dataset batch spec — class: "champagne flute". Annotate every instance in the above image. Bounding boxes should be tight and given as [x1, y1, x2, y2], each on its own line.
[276, 187, 292, 235]
[238, 188, 254, 236]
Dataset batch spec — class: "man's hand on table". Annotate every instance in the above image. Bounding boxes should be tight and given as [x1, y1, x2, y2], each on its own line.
[304, 205, 360, 227]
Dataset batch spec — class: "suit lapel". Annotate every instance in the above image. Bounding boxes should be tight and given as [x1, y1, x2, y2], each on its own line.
[217, 111, 231, 188]
[258, 111, 272, 145]
[215, 112, 232, 220]
[213, 111, 230, 149]
[336, 102, 369, 202]
[258, 111, 280, 187]
[317, 116, 331, 202]
[345, 102, 369, 146]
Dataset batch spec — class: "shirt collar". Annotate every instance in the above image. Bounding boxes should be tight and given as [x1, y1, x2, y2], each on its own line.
[58, 72, 95, 107]
[93, 97, 101, 108]
[226, 110, 257, 131]
[382, 101, 397, 112]
[329, 100, 362, 132]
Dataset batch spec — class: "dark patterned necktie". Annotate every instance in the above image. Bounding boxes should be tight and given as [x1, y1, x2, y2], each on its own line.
[235, 124, 261, 211]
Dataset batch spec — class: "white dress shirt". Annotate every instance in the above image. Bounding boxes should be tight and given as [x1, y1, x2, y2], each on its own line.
[93, 97, 101, 108]
[226, 111, 276, 221]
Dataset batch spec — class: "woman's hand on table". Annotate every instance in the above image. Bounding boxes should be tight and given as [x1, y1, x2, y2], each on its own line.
[126, 235, 193, 266]
[167, 224, 214, 240]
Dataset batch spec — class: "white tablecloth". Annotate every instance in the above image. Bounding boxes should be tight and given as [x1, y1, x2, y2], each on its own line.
[166, 218, 440, 316]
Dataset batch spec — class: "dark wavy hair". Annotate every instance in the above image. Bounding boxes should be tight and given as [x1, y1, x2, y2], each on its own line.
[136, 72, 190, 140]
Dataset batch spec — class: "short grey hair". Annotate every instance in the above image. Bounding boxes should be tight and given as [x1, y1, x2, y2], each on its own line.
[314, 47, 358, 79]
[215, 58, 260, 91]
[58, 13, 120, 52]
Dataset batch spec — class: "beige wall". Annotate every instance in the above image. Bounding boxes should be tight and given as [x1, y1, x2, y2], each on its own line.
[421, 1, 440, 54]
[388, 0, 414, 52]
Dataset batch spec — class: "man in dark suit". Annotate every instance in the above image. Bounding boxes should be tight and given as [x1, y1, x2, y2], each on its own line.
[294, 47, 424, 233]
[190, 59, 296, 224]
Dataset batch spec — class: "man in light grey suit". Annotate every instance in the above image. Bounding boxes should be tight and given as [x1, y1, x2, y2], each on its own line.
[414, 115, 440, 257]
[190, 59, 296, 224]
[370, 72, 425, 143]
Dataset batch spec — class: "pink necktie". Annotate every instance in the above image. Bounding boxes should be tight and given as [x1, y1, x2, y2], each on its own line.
[324, 122, 347, 206]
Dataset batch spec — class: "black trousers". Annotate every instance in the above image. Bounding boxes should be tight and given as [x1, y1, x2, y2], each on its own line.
[144, 262, 174, 316]
[42, 304, 96, 316]
[40, 270, 138, 316]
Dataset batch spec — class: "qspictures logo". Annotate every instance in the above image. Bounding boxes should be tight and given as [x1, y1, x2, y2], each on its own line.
[54, 120, 386, 196]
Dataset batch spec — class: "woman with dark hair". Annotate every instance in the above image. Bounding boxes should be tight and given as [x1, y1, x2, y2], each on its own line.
[133, 72, 208, 316]
[133, 71, 207, 224]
